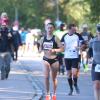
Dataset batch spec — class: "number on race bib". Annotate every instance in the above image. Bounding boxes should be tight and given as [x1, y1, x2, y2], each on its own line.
[95, 64, 100, 72]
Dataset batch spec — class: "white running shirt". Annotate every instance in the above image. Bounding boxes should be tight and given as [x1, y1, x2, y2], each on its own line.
[62, 34, 79, 58]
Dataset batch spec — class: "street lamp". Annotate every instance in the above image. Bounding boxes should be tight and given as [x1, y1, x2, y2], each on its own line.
[15, 7, 18, 21]
[50, 0, 59, 21]
[50, 0, 61, 28]
[56, 0, 59, 21]
[14, 7, 19, 28]
[55, 0, 62, 28]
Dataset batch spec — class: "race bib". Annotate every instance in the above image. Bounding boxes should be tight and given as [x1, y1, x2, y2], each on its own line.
[43, 42, 53, 50]
[82, 36, 88, 41]
[95, 64, 100, 72]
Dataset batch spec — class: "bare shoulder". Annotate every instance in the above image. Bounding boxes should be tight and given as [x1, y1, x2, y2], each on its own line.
[39, 36, 44, 43]
[54, 35, 62, 47]
[54, 35, 60, 42]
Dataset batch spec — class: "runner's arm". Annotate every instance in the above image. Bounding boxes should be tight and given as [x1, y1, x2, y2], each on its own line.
[38, 37, 44, 53]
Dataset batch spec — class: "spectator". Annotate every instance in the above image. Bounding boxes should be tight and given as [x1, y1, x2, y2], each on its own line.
[0, 12, 14, 80]
[12, 25, 21, 61]
[19, 27, 27, 56]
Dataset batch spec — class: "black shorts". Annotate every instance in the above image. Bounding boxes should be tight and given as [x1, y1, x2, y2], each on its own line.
[64, 58, 79, 70]
[78, 55, 81, 62]
[91, 63, 100, 81]
[43, 56, 58, 65]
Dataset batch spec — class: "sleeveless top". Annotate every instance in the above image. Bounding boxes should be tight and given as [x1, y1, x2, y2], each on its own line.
[42, 35, 58, 50]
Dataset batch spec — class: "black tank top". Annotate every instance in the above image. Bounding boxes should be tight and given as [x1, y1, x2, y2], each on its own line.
[42, 35, 58, 50]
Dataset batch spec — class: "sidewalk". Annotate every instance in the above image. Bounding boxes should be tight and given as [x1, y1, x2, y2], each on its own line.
[0, 60, 41, 100]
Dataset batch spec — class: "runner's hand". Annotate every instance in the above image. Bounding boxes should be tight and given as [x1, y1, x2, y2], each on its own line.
[49, 49, 56, 53]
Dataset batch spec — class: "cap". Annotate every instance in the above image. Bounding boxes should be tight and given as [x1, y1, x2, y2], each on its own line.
[96, 24, 100, 33]
[82, 24, 88, 28]
[1, 12, 8, 18]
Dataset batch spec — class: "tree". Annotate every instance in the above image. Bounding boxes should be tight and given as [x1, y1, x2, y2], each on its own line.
[0, 0, 92, 29]
[86, 0, 100, 23]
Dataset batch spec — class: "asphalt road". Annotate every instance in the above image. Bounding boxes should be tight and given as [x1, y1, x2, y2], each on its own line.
[18, 55, 94, 100]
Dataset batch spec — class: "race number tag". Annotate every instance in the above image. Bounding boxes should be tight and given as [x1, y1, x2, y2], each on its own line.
[43, 42, 53, 50]
[95, 64, 100, 72]
[82, 36, 88, 41]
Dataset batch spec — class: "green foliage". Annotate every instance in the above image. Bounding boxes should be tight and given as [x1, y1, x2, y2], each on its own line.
[0, 0, 99, 30]
[85, 0, 100, 23]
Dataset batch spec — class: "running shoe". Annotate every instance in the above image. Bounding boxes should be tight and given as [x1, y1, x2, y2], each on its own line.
[75, 86, 80, 94]
[68, 89, 73, 95]
[84, 64, 88, 72]
[45, 95, 50, 100]
[52, 94, 56, 100]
